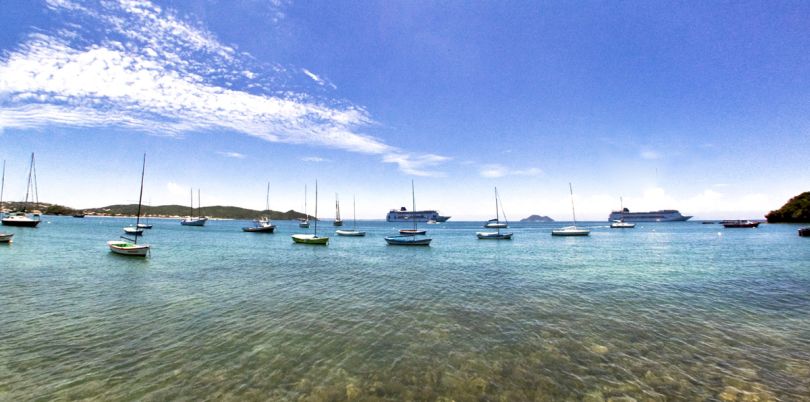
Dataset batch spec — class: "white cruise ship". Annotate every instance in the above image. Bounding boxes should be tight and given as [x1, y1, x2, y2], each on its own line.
[608, 208, 692, 222]
[386, 207, 450, 222]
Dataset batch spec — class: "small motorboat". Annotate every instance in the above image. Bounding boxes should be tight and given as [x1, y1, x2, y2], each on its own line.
[385, 235, 432, 246]
[610, 220, 636, 228]
[298, 220, 310, 228]
[291, 234, 329, 244]
[551, 226, 591, 236]
[73, 214, 85, 218]
[399, 229, 427, 236]
[108, 240, 150, 256]
[123, 226, 144, 235]
[426, 219, 438, 224]
[798, 227, 809, 237]
[702, 221, 716, 224]
[0, 233, 13, 243]
[137, 223, 153, 229]
[243, 221, 276, 232]
[722, 220, 760, 228]
[336, 229, 366, 237]
[476, 231, 513, 240]
[1, 212, 41, 227]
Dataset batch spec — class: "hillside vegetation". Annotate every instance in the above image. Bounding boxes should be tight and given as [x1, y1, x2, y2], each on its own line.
[766, 192, 810, 223]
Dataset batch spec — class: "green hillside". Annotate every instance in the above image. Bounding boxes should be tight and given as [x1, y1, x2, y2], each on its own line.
[84, 204, 311, 220]
[766, 192, 810, 223]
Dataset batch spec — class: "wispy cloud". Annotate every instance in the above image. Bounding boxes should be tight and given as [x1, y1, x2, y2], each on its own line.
[479, 164, 543, 178]
[302, 68, 337, 89]
[302, 156, 329, 162]
[640, 150, 662, 160]
[217, 151, 245, 159]
[0, 0, 447, 176]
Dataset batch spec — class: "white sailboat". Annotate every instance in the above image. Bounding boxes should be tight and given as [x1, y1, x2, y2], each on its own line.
[243, 182, 276, 233]
[336, 196, 366, 236]
[477, 187, 513, 240]
[333, 193, 344, 226]
[180, 189, 208, 226]
[137, 199, 153, 229]
[108, 154, 150, 257]
[292, 180, 328, 244]
[0, 160, 13, 243]
[298, 184, 310, 228]
[610, 196, 636, 228]
[385, 181, 432, 246]
[552, 183, 591, 236]
[2, 153, 41, 228]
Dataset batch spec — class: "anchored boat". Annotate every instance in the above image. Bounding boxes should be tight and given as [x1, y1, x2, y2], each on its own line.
[1, 153, 42, 228]
[108, 154, 150, 257]
[243, 182, 276, 233]
[386, 181, 432, 246]
[180, 189, 208, 226]
[477, 187, 513, 240]
[552, 183, 590, 237]
[292, 180, 329, 245]
[336, 196, 366, 236]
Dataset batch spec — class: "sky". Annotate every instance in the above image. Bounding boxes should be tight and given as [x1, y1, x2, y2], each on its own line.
[1, 0, 808, 220]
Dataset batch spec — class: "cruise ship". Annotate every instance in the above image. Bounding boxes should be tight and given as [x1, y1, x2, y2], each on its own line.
[608, 208, 692, 222]
[386, 207, 450, 222]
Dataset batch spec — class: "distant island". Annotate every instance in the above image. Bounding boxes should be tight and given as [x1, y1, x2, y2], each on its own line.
[0, 201, 311, 221]
[520, 214, 554, 222]
[766, 192, 810, 223]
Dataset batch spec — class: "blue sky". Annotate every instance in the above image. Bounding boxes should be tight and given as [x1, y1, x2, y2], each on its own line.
[1, 0, 808, 220]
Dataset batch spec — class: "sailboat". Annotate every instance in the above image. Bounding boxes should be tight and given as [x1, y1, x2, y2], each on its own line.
[336, 195, 366, 236]
[0, 160, 13, 243]
[333, 193, 344, 226]
[108, 154, 150, 257]
[477, 187, 513, 240]
[180, 189, 208, 226]
[385, 181, 432, 246]
[292, 180, 329, 244]
[298, 184, 310, 228]
[2, 153, 41, 227]
[243, 182, 276, 233]
[551, 183, 590, 236]
[610, 196, 636, 228]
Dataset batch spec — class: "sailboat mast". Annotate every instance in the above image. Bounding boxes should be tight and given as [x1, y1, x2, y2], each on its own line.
[134, 154, 146, 243]
[304, 184, 308, 221]
[569, 182, 578, 226]
[32, 154, 39, 209]
[495, 187, 500, 235]
[1, 160, 5, 214]
[314, 180, 318, 236]
[198, 189, 202, 218]
[411, 180, 417, 231]
[265, 182, 270, 212]
[335, 193, 340, 221]
[189, 188, 193, 217]
[353, 195, 357, 229]
[23, 153, 34, 212]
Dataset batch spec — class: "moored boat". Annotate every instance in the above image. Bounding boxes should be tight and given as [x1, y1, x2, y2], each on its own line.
[1, 154, 42, 228]
[610, 220, 636, 228]
[722, 220, 760, 228]
[336, 196, 366, 236]
[333, 193, 343, 226]
[180, 189, 208, 226]
[399, 229, 427, 236]
[552, 183, 590, 237]
[299, 184, 310, 228]
[108, 154, 150, 257]
[799, 227, 810, 237]
[386, 180, 432, 246]
[477, 187, 513, 240]
[0, 233, 13, 243]
[123, 226, 144, 235]
[243, 182, 276, 233]
[292, 180, 328, 245]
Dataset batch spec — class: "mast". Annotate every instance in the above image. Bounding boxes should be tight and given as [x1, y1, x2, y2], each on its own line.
[569, 182, 578, 227]
[335, 193, 340, 221]
[1, 160, 5, 214]
[198, 189, 202, 218]
[495, 187, 500, 235]
[304, 185, 308, 221]
[314, 180, 318, 236]
[23, 153, 34, 212]
[134, 154, 146, 244]
[189, 188, 193, 218]
[353, 195, 357, 229]
[411, 180, 417, 231]
[265, 182, 270, 212]
[32, 154, 39, 210]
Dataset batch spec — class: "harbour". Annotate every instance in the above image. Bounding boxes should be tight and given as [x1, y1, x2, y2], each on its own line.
[2, 217, 809, 400]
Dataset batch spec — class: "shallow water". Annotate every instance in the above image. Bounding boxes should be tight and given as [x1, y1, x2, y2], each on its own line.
[1, 217, 809, 400]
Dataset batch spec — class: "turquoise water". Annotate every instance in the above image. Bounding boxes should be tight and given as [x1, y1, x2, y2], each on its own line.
[2, 217, 809, 400]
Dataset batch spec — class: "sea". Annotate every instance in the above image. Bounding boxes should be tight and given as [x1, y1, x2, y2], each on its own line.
[1, 217, 809, 400]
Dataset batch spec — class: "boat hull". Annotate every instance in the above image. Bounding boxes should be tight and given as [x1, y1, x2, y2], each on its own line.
[722, 221, 760, 228]
[180, 218, 208, 226]
[107, 240, 150, 257]
[336, 230, 366, 236]
[484, 223, 508, 229]
[137, 224, 153, 229]
[123, 227, 144, 235]
[291, 234, 329, 244]
[399, 229, 427, 236]
[1, 218, 40, 227]
[0, 233, 13, 243]
[333, 220, 343, 226]
[552, 226, 591, 236]
[476, 232, 513, 240]
[386, 210, 446, 223]
[610, 222, 636, 228]
[385, 235, 431, 246]
[298, 221, 310, 228]
[799, 227, 810, 237]
[243, 225, 276, 233]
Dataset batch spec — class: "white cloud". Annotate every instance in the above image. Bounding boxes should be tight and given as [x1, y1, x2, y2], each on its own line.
[0, 0, 446, 176]
[166, 181, 186, 196]
[301, 156, 329, 162]
[217, 151, 245, 159]
[479, 164, 543, 178]
[640, 150, 662, 160]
